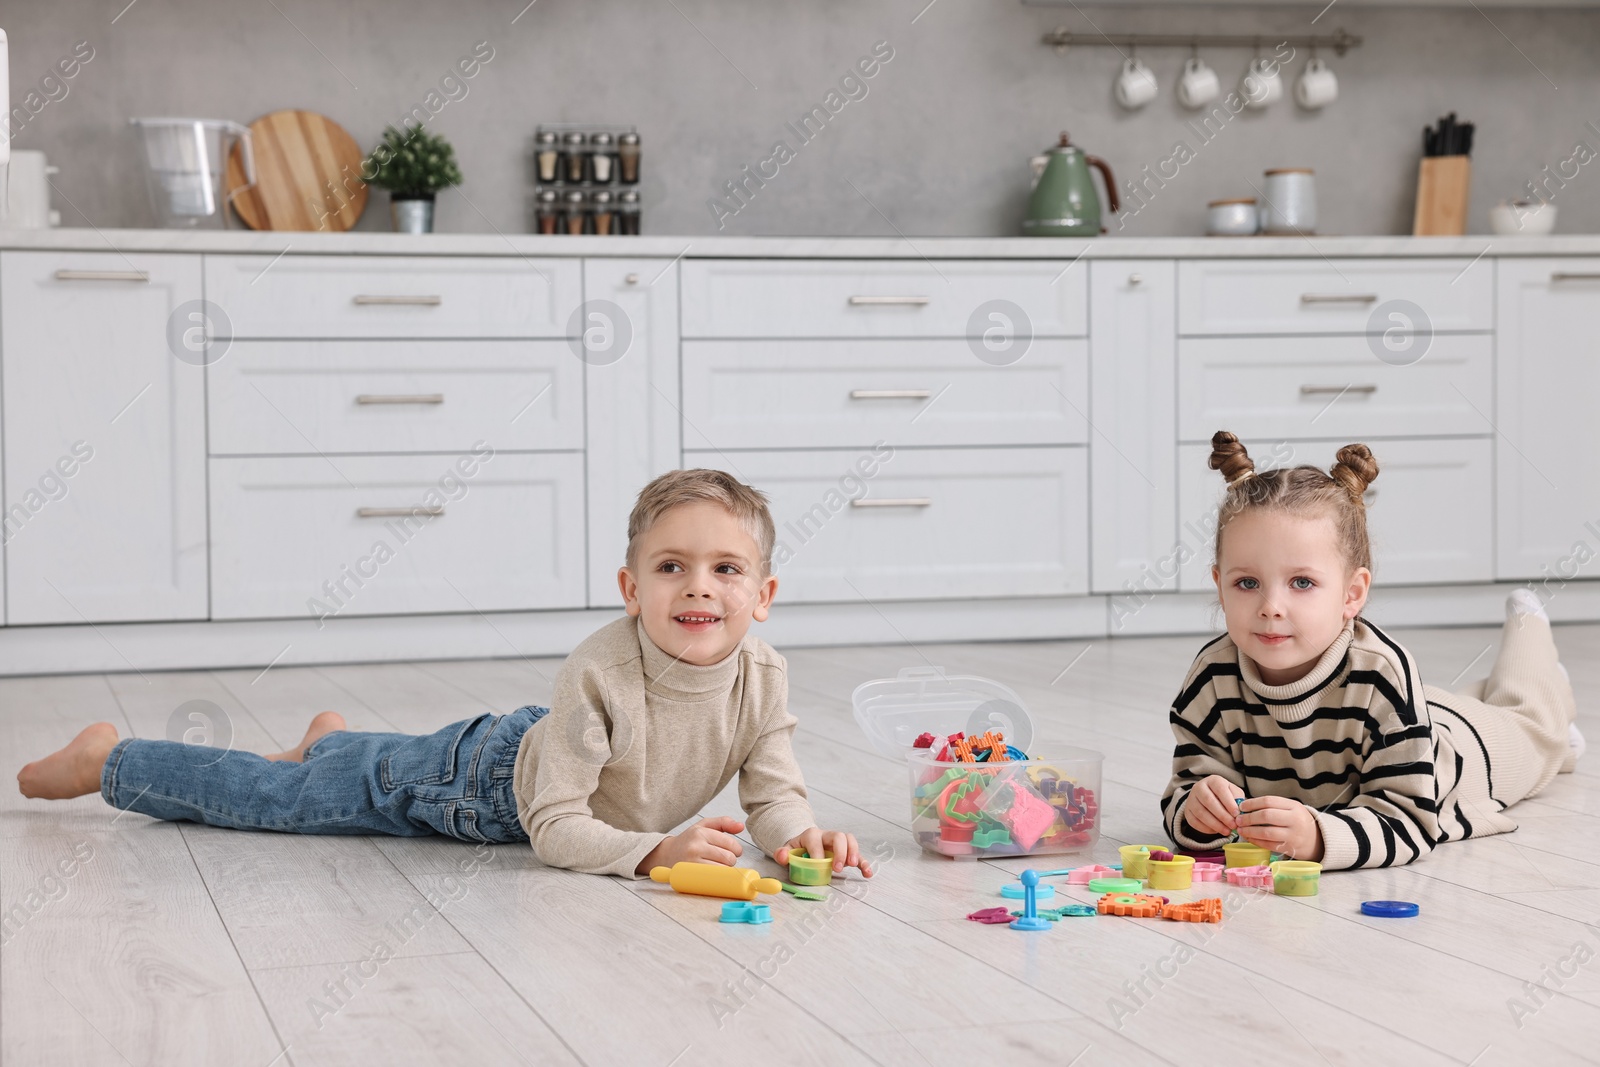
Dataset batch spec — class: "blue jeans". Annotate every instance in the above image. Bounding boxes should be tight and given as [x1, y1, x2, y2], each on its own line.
[100, 706, 549, 842]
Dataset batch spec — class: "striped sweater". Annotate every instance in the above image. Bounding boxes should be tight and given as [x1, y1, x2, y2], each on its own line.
[1160, 619, 1516, 870]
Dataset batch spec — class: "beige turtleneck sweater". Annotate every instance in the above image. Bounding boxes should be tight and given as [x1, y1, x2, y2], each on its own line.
[512, 616, 818, 877]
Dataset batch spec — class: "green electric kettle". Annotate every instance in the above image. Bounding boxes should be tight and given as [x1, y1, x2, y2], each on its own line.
[1022, 132, 1120, 236]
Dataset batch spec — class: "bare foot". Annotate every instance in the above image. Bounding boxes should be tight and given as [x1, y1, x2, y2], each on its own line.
[264, 711, 347, 762]
[18, 722, 120, 799]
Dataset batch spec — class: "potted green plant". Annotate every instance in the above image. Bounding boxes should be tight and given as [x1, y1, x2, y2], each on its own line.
[361, 125, 463, 234]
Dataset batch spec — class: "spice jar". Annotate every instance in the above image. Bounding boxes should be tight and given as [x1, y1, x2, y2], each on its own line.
[619, 189, 641, 235]
[534, 132, 560, 184]
[562, 132, 587, 183]
[564, 189, 588, 235]
[535, 188, 559, 235]
[591, 189, 615, 236]
[590, 132, 616, 184]
[618, 132, 641, 184]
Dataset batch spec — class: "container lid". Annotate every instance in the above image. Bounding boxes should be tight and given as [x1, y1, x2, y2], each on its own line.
[1360, 900, 1419, 918]
[620, 132, 641, 145]
[591, 132, 615, 146]
[851, 667, 1034, 760]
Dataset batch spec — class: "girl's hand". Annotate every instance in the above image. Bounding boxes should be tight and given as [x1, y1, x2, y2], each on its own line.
[636, 816, 746, 874]
[776, 829, 874, 878]
[1184, 775, 1245, 837]
[1237, 797, 1324, 861]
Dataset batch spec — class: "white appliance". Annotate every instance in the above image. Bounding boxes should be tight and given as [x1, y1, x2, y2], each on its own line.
[1, 28, 10, 211]
[3, 149, 59, 228]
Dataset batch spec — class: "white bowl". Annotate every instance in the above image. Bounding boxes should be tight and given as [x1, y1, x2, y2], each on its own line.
[1207, 198, 1258, 236]
[1489, 200, 1557, 236]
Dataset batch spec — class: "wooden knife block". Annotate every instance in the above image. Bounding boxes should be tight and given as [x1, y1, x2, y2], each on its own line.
[1413, 156, 1471, 236]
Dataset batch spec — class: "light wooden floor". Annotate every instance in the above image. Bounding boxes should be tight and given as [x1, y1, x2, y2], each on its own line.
[3, 621, 1598, 1067]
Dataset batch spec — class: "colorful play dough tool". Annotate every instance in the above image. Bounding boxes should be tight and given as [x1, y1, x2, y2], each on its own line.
[1361, 900, 1420, 918]
[1087, 876, 1143, 894]
[1065, 865, 1119, 885]
[1146, 854, 1195, 890]
[1223, 842, 1271, 869]
[1001, 881, 1055, 900]
[780, 882, 828, 901]
[1271, 860, 1322, 896]
[1119, 844, 1163, 880]
[719, 902, 772, 924]
[1192, 861, 1223, 881]
[650, 863, 782, 901]
[787, 848, 833, 886]
[1009, 869, 1052, 931]
[1225, 864, 1274, 888]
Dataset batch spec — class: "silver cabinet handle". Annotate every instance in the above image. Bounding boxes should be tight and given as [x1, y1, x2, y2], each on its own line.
[352, 294, 443, 306]
[1551, 272, 1600, 282]
[848, 295, 930, 306]
[1300, 293, 1378, 304]
[54, 269, 149, 282]
[357, 506, 445, 519]
[851, 498, 933, 508]
[356, 394, 445, 405]
[849, 389, 932, 400]
[1300, 384, 1378, 395]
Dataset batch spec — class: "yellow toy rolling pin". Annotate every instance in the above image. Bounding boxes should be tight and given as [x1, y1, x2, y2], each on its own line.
[649, 863, 782, 901]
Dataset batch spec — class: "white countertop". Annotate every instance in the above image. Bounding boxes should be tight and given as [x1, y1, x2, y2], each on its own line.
[1, 227, 1598, 259]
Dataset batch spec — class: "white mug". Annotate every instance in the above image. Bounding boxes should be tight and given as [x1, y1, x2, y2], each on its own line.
[1177, 57, 1220, 109]
[1294, 58, 1338, 109]
[1115, 58, 1159, 110]
[1240, 57, 1284, 110]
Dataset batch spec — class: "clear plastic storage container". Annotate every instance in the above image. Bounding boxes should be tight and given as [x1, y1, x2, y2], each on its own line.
[852, 667, 1103, 859]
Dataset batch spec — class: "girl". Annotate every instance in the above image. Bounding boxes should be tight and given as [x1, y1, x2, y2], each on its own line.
[1161, 431, 1584, 869]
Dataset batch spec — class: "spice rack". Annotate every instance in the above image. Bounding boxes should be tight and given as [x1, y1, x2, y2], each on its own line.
[531, 123, 641, 236]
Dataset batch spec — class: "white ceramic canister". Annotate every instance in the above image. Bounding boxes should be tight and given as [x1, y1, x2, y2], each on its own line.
[1261, 168, 1316, 234]
[2, 150, 60, 229]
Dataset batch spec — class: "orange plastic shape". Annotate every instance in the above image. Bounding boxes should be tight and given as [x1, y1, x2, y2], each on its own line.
[1096, 892, 1166, 918]
[1162, 898, 1224, 923]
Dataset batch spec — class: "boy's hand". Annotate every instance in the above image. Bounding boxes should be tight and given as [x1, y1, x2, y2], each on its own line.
[776, 829, 874, 878]
[1237, 797, 1325, 861]
[638, 816, 746, 874]
[1184, 775, 1245, 837]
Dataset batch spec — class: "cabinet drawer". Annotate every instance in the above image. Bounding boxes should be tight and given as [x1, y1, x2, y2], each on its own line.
[681, 259, 1087, 339]
[681, 339, 1088, 449]
[208, 340, 583, 455]
[1178, 335, 1491, 441]
[205, 255, 581, 338]
[209, 452, 585, 620]
[1178, 258, 1493, 335]
[695, 447, 1088, 602]
[1176, 437, 1492, 589]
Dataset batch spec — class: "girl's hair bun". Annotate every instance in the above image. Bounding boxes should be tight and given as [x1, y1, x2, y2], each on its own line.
[1208, 430, 1255, 485]
[1330, 443, 1380, 503]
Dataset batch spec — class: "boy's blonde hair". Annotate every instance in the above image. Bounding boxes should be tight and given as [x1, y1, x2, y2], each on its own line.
[1209, 430, 1380, 573]
[626, 469, 776, 573]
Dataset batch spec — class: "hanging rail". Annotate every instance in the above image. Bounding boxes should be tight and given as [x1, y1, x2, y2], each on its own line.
[1041, 27, 1363, 56]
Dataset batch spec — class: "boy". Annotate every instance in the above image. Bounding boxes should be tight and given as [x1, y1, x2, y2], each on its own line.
[18, 469, 872, 880]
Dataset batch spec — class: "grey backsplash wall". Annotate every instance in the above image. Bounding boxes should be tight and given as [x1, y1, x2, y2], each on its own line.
[5, 1, 1599, 237]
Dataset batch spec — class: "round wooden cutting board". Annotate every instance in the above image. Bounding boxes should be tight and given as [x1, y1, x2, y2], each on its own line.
[226, 109, 368, 231]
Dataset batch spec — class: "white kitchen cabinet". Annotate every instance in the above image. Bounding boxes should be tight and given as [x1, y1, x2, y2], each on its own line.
[1177, 334, 1494, 442]
[1, 251, 208, 624]
[205, 255, 582, 339]
[583, 259, 683, 607]
[1175, 437, 1494, 591]
[1495, 258, 1600, 581]
[1178, 258, 1493, 336]
[681, 260, 1087, 339]
[209, 452, 586, 620]
[681, 337, 1088, 450]
[697, 447, 1089, 603]
[1089, 260, 1176, 595]
[208, 339, 584, 455]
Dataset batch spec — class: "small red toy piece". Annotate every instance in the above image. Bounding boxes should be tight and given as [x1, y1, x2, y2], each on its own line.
[966, 906, 1016, 924]
[1162, 898, 1223, 923]
[913, 732, 936, 749]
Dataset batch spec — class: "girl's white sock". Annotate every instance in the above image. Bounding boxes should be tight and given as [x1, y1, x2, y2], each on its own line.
[1507, 588, 1549, 622]
[1558, 662, 1585, 763]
